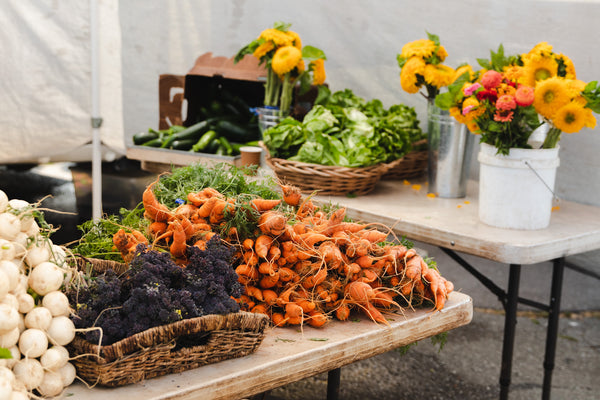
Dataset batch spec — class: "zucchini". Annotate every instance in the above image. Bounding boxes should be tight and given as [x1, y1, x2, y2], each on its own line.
[171, 139, 197, 151]
[218, 136, 234, 155]
[215, 120, 259, 142]
[161, 119, 216, 149]
[192, 130, 219, 152]
[141, 138, 163, 147]
[207, 137, 221, 154]
[133, 131, 159, 145]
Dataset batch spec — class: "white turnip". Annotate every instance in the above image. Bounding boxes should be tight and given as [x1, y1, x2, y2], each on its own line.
[0, 345, 19, 369]
[0, 270, 8, 301]
[0, 294, 18, 310]
[28, 261, 64, 296]
[0, 190, 7, 213]
[0, 376, 13, 400]
[0, 213, 21, 241]
[18, 328, 48, 359]
[0, 303, 19, 334]
[46, 316, 75, 346]
[37, 370, 64, 397]
[0, 328, 20, 348]
[41, 291, 70, 317]
[58, 361, 76, 387]
[40, 346, 69, 370]
[0, 240, 16, 262]
[24, 242, 51, 269]
[15, 293, 34, 315]
[12, 358, 44, 391]
[24, 307, 53, 331]
[0, 261, 19, 292]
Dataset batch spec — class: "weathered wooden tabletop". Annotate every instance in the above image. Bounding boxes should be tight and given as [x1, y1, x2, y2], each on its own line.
[318, 179, 600, 265]
[64, 292, 472, 400]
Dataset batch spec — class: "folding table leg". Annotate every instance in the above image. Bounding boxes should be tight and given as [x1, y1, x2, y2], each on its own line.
[542, 258, 565, 400]
[327, 368, 341, 400]
[499, 264, 521, 400]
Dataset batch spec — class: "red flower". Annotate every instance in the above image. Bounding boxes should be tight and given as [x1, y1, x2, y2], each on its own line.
[481, 70, 502, 89]
[477, 89, 498, 103]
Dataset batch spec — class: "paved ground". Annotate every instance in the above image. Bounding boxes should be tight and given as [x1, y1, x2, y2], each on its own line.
[1, 162, 598, 400]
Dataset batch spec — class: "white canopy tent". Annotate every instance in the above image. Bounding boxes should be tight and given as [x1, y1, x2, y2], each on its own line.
[0, 0, 124, 218]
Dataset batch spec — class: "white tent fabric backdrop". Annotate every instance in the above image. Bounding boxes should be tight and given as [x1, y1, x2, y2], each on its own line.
[0, 0, 124, 164]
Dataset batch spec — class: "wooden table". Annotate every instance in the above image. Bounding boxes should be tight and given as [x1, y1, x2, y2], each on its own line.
[318, 178, 600, 400]
[64, 292, 472, 400]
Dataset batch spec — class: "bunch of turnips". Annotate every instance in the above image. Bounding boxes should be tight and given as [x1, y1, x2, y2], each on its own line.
[0, 189, 77, 399]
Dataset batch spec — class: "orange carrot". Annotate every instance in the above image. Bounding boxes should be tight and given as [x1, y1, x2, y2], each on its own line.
[359, 229, 388, 244]
[335, 302, 351, 321]
[142, 177, 171, 222]
[245, 286, 264, 302]
[148, 221, 168, 238]
[258, 210, 288, 236]
[242, 238, 254, 250]
[281, 185, 302, 207]
[262, 289, 279, 306]
[236, 264, 259, 281]
[278, 267, 297, 282]
[251, 304, 269, 315]
[296, 299, 316, 313]
[259, 272, 280, 289]
[271, 312, 287, 327]
[285, 302, 303, 319]
[258, 261, 278, 275]
[251, 198, 282, 212]
[307, 311, 328, 328]
[254, 235, 273, 259]
[169, 220, 187, 258]
[197, 196, 218, 218]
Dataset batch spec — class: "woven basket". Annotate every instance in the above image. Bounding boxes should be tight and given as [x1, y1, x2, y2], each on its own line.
[382, 139, 428, 180]
[262, 145, 403, 196]
[67, 257, 270, 387]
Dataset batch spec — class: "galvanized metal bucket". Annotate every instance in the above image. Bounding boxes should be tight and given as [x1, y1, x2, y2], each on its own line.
[426, 103, 474, 198]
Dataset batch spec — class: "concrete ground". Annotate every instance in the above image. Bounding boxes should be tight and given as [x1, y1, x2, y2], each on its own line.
[1, 161, 598, 400]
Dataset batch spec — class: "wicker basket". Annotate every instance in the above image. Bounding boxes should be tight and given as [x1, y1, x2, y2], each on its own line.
[382, 139, 428, 180]
[262, 145, 403, 196]
[67, 257, 270, 387]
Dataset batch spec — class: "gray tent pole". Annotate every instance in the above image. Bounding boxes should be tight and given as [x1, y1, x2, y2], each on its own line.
[90, 0, 103, 221]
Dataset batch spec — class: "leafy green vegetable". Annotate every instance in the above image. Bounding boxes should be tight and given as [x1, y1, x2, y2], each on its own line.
[154, 163, 279, 208]
[265, 89, 424, 167]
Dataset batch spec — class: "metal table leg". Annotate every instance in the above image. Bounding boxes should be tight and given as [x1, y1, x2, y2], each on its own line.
[327, 368, 341, 400]
[499, 264, 521, 400]
[542, 258, 565, 400]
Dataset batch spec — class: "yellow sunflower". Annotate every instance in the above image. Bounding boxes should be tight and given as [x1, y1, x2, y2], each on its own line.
[400, 57, 426, 93]
[566, 79, 586, 97]
[436, 45, 448, 62]
[401, 39, 436, 59]
[453, 64, 475, 82]
[522, 42, 554, 63]
[553, 102, 587, 133]
[423, 64, 455, 88]
[310, 59, 326, 85]
[260, 28, 292, 46]
[584, 108, 597, 129]
[555, 53, 576, 79]
[271, 46, 302, 75]
[522, 56, 558, 87]
[286, 30, 302, 50]
[253, 41, 275, 60]
[533, 77, 572, 119]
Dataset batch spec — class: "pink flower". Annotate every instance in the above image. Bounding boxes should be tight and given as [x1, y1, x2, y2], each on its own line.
[515, 85, 535, 107]
[496, 95, 517, 111]
[462, 105, 476, 115]
[463, 83, 482, 96]
[481, 70, 502, 90]
[494, 110, 514, 122]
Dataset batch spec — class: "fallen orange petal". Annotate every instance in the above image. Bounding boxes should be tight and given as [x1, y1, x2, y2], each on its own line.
[411, 184, 421, 191]
[403, 180, 411, 185]
[426, 193, 436, 199]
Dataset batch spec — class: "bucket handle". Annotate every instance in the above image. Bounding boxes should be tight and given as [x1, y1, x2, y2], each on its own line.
[524, 160, 560, 202]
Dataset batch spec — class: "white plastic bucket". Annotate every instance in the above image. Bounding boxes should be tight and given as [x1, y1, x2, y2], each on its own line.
[477, 142, 560, 230]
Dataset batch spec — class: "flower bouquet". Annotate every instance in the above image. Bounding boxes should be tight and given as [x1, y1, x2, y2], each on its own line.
[436, 42, 600, 155]
[235, 22, 327, 119]
[435, 42, 600, 229]
[398, 32, 475, 197]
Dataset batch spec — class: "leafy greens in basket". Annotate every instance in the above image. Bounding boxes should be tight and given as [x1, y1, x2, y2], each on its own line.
[263, 89, 424, 167]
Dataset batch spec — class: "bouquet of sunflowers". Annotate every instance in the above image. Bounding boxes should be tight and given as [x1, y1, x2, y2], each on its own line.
[235, 22, 327, 114]
[435, 42, 600, 155]
[397, 32, 468, 102]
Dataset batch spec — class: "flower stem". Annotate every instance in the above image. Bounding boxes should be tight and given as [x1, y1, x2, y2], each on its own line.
[264, 68, 282, 107]
[280, 72, 294, 115]
[542, 126, 562, 149]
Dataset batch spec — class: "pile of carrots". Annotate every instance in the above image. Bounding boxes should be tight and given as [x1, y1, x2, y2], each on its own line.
[112, 177, 454, 328]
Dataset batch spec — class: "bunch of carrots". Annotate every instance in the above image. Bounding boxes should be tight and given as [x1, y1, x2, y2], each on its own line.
[111, 176, 454, 328]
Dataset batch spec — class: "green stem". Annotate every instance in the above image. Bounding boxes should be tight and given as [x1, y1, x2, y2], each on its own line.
[280, 72, 294, 115]
[542, 126, 562, 149]
[264, 68, 282, 107]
